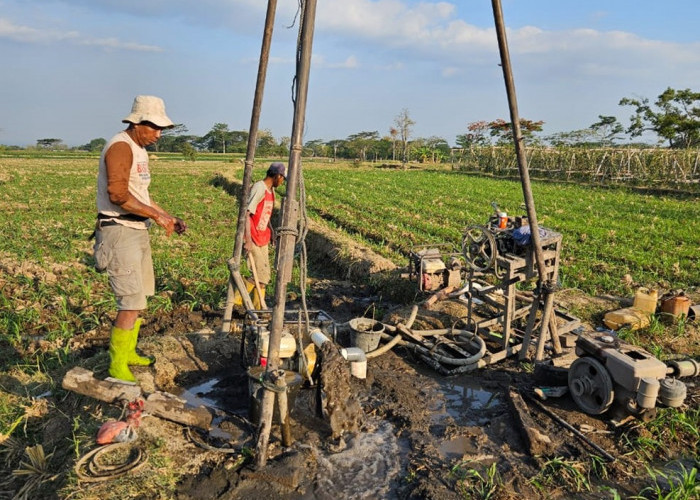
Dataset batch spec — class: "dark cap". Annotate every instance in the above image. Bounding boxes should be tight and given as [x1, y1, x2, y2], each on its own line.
[267, 162, 286, 178]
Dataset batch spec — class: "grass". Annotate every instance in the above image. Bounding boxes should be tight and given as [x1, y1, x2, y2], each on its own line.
[450, 461, 501, 500]
[530, 456, 590, 493]
[633, 463, 699, 500]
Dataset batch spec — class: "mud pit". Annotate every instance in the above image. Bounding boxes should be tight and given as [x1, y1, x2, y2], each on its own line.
[69, 276, 693, 500]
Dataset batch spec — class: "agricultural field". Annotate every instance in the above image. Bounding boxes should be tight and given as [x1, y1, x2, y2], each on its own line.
[0, 155, 698, 499]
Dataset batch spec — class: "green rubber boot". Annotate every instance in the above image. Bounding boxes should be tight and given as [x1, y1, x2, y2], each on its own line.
[127, 319, 155, 366]
[108, 327, 136, 383]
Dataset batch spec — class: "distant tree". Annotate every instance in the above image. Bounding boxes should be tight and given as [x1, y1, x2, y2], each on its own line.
[179, 142, 197, 161]
[456, 121, 490, 148]
[545, 129, 599, 147]
[37, 138, 63, 149]
[346, 131, 379, 161]
[589, 115, 624, 146]
[424, 136, 450, 162]
[389, 127, 398, 161]
[487, 118, 544, 145]
[211, 123, 230, 153]
[304, 139, 328, 157]
[256, 129, 277, 155]
[229, 130, 249, 153]
[394, 109, 415, 166]
[325, 139, 346, 161]
[78, 137, 107, 152]
[619, 87, 700, 148]
[155, 124, 188, 152]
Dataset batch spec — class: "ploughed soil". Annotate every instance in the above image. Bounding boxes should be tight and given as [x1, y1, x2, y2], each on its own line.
[2, 234, 698, 499]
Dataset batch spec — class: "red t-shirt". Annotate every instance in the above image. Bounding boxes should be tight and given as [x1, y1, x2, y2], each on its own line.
[248, 182, 275, 246]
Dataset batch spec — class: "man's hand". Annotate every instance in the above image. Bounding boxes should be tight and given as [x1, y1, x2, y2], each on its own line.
[243, 234, 252, 253]
[174, 217, 187, 235]
[155, 213, 176, 237]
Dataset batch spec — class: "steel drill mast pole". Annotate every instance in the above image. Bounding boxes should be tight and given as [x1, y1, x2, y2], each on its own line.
[221, 0, 279, 332]
[491, 0, 556, 359]
[254, 0, 317, 468]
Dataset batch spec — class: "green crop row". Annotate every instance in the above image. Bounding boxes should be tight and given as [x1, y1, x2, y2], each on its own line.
[301, 166, 699, 295]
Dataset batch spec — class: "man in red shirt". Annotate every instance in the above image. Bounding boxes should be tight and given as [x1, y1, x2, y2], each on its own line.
[237, 162, 286, 309]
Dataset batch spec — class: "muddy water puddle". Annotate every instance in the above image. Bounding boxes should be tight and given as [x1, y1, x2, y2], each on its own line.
[425, 372, 504, 426]
[178, 377, 223, 409]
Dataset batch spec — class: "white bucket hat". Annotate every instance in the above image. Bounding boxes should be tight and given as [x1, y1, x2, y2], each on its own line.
[122, 95, 174, 128]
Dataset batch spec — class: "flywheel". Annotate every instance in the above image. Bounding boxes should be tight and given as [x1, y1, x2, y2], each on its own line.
[568, 356, 614, 415]
[461, 225, 497, 273]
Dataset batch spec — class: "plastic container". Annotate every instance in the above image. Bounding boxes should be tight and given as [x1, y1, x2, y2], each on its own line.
[660, 295, 691, 318]
[348, 318, 384, 353]
[633, 288, 658, 314]
[603, 307, 650, 331]
[497, 212, 508, 229]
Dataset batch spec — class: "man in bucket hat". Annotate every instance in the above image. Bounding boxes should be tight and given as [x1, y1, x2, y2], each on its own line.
[234, 162, 286, 309]
[93, 95, 187, 383]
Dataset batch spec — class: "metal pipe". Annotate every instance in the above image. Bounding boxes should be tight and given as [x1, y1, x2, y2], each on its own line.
[222, 0, 278, 333]
[255, 0, 318, 469]
[491, 0, 555, 358]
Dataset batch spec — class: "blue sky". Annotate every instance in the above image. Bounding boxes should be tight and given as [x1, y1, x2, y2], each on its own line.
[1, 0, 699, 147]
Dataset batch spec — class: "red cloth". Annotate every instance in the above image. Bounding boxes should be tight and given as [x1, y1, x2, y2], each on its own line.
[249, 188, 275, 246]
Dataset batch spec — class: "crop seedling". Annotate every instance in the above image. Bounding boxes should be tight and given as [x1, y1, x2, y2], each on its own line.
[531, 456, 590, 493]
[450, 461, 501, 500]
[633, 463, 699, 500]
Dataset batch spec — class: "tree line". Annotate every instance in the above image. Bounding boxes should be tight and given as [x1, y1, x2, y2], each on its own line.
[24, 87, 700, 161]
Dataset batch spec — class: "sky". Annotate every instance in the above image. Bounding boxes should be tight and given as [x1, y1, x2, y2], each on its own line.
[1, 0, 700, 148]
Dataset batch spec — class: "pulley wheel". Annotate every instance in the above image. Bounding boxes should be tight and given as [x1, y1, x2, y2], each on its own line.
[461, 225, 497, 272]
[568, 356, 614, 415]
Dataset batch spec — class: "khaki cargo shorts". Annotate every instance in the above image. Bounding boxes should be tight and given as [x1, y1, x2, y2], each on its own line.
[93, 225, 155, 311]
[247, 243, 270, 285]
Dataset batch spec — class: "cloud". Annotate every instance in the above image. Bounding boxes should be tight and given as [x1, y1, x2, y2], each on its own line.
[0, 17, 162, 51]
[313, 54, 359, 69]
[0, 18, 79, 43]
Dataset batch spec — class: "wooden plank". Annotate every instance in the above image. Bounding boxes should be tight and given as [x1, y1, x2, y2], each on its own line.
[62, 367, 213, 430]
[506, 389, 554, 456]
[62, 367, 142, 403]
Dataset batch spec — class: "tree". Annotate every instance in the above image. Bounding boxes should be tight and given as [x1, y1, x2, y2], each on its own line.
[156, 124, 188, 152]
[36, 138, 63, 149]
[389, 127, 398, 161]
[211, 123, 230, 153]
[619, 87, 700, 148]
[304, 139, 328, 157]
[394, 109, 415, 166]
[325, 139, 346, 161]
[346, 131, 379, 161]
[79, 138, 107, 152]
[456, 121, 490, 148]
[589, 115, 624, 146]
[179, 142, 197, 161]
[254, 129, 277, 156]
[486, 118, 544, 145]
[545, 129, 599, 147]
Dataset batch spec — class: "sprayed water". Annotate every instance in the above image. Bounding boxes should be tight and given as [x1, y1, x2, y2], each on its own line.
[310, 420, 404, 499]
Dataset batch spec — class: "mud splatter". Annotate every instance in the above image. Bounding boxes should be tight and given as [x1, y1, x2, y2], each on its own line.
[319, 342, 363, 439]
